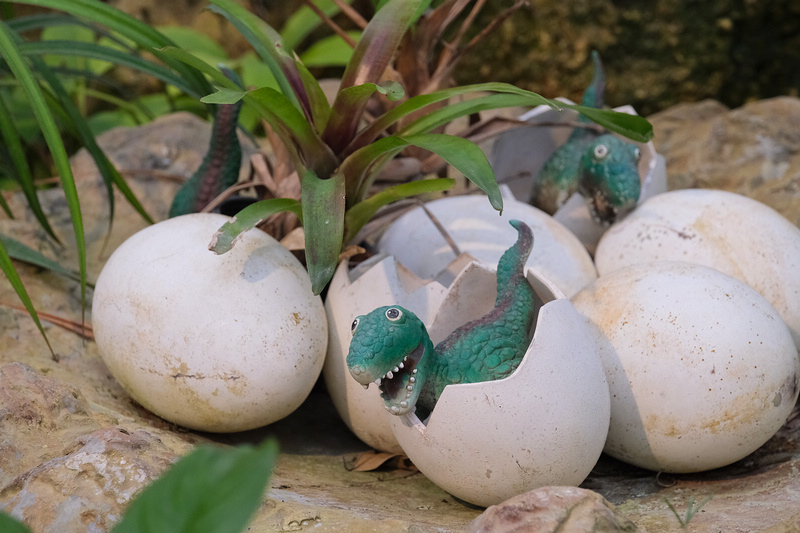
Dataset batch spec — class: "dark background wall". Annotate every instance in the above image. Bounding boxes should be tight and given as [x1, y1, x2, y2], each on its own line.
[453, 0, 800, 115]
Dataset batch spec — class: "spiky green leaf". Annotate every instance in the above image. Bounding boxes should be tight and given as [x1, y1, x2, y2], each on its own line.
[301, 168, 345, 294]
[208, 198, 303, 255]
[323, 0, 422, 154]
[344, 178, 454, 244]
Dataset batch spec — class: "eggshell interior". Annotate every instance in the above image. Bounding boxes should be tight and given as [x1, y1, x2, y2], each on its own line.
[571, 261, 800, 473]
[377, 195, 597, 297]
[92, 213, 327, 432]
[594, 188, 800, 347]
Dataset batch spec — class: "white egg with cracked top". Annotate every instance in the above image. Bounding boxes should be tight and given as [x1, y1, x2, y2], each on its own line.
[92, 213, 327, 432]
[571, 261, 799, 473]
[386, 262, 610, 507]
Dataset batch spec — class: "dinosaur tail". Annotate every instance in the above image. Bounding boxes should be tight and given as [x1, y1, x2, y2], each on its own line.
[580, 50, 606, 113]
[496, 220, 533, 301]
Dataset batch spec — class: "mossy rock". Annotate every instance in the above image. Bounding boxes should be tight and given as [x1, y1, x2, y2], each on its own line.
[453, 0, 800, 116]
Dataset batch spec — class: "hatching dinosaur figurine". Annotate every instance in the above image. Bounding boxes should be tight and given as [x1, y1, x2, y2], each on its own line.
[169, 67, 244, 218]
[346, 219, 536, 419]
[529, 51, 641, 225]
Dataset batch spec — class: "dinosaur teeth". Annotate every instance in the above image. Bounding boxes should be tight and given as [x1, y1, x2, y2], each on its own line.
[361, 384, 369, 390]
[412, 369, 418, 374]
[407, 385, 413, 391]
[393, 366, 400, 373]
[409, 377, 415, 383]
[374, 378, 382, 386]
[403, 356, 408, 361]
[386, 371, 394, 379]
[400, 401, 408, 408]
[398, 362, 404, 369]
[391, 406, 400, 413]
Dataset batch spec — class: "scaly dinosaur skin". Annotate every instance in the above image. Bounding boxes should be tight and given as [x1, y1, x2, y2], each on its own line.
[169, 68, 243, 218]
[346, 220, 536, 418]
[529, 51, 641, 225]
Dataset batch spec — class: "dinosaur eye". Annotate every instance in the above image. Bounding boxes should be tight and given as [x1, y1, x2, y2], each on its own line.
[385, 307, 402, 321]
[350, 317, 359, 334]
[593, 144, 609, 160]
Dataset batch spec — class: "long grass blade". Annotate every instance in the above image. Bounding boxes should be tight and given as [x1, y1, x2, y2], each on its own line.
[0, 238, 55, 358]
[0, 92, 60, 241]
[20, 40, 208, 99]
[30, 53, 154, 225]
[346, 82, 653, 155]
[13, 0, 212, 98]
[0, 19, 87, 328]
[0, 233, 87, 286]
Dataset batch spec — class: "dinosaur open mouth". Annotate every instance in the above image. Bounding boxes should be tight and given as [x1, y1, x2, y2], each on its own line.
[374, 342, 424, 414]
[587, 189, 616, 226]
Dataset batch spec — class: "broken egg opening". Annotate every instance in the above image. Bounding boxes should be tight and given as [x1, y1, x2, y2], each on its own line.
[377, 194, 598, 298]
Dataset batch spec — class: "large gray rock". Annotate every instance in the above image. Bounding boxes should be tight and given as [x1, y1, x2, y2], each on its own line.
[649, 97, 800, 227]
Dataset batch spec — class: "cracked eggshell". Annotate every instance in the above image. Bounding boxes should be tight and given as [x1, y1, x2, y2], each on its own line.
[323, 254, 457, 453]
[92, 213, 327, 433]
[571, 261, 800, 473]
[377, 195, 597, 297]
[595, 189, 800, 347]
[387, 263, 610, 508]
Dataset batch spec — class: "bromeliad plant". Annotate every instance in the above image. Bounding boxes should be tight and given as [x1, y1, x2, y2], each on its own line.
[172, 0, 653, 294]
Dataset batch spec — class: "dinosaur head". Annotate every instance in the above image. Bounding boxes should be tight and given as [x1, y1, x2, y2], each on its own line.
[346, 305, 432, 416]
[578, 134, 642, 225]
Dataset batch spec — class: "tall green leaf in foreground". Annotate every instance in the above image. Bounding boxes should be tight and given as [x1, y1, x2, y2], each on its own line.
[112, 439, 278, 533]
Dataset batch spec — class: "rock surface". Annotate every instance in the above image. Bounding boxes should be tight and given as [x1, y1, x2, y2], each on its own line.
[1, 103, 800, 531]
[465, 486, 638, 533]
[649, 97, 800, 227]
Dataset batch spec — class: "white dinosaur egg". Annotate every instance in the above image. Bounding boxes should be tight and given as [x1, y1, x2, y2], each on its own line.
[377, 195, 597, 297]
[595, 189, 800, 346]
[92, 213, 327, 432]
[571, 261, 799, 473]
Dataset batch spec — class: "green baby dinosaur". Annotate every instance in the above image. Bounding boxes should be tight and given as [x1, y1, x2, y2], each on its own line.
[169, 67, 244, 218]
[529, 51, 642, 225]
[346, 219, 536, 419]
